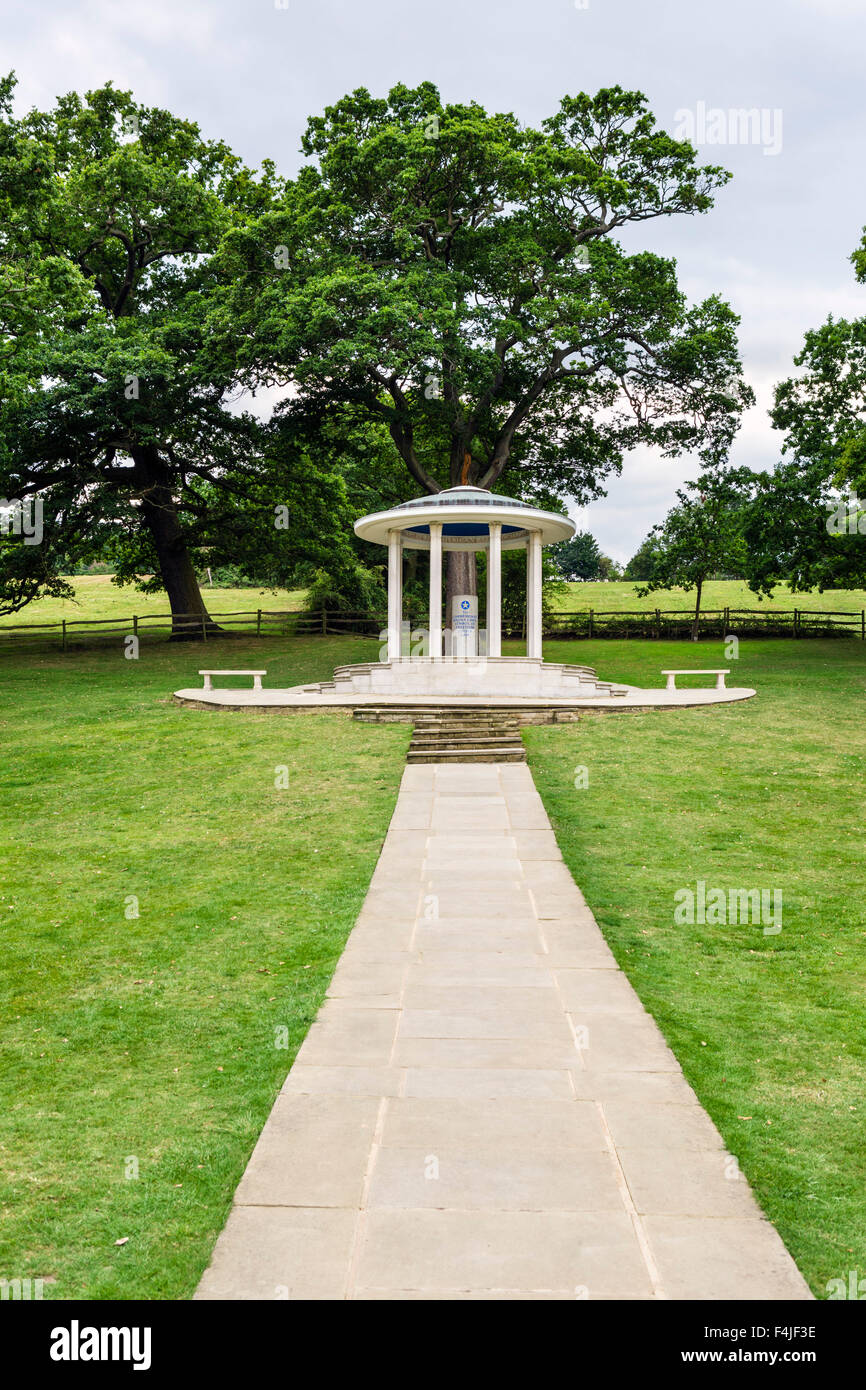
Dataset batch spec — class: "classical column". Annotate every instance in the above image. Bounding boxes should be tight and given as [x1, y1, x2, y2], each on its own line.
[387, 529, 403, 661]
[428, 522, 443, 659]
[525, 534, 534, 658]
[487, 521, 502, 658]
[526, 529, 543, 659]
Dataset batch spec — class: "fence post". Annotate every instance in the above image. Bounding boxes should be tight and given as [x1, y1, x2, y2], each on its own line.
[588, 608, 594, 639]
[256, 609, 262, 637]
[202, 614, 207, 642]
[793, 608, 799, 638]
[133, 615, 138, 638]
[61, 619, 66, 653]
[862, 609, 865, 642]
[321, 608, 327, 635]
[655, 608, 660, 640]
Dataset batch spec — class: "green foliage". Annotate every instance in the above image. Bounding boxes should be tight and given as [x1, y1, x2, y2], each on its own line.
[0, 77, 293, 618]
[740, 228, 866, 597]
[211, 82, 751, 505]
[737, 462, 866, 597]
[199, 565, 260, 589]
[637, 474, 747, 636]
[303, 562, 387, 615]
[551, 530, 604, 580]
[624, 533, 664, 580]
[1, 76, 755, 617]
[597, 552, 622, 581]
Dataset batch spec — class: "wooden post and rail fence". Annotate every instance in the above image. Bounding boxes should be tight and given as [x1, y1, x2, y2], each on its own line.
[0, 605, 864, 651]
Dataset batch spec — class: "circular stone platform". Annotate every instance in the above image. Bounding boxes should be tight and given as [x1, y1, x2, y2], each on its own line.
[173, 680, 756, 712]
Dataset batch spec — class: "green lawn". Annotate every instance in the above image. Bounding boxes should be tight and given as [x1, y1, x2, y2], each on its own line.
[2, 627, 864, 1300]
[552, 579, 866, 615]
[0, 632, 405, 1299]
[526, 636, 866, 1299]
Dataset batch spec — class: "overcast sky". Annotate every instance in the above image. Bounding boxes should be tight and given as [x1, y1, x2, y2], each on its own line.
[5, 0, 865, 560]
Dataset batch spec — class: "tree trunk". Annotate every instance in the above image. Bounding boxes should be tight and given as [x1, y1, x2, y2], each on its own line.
[691, 577, 703, 642]
[135, 453, 217, 639]
[445, 549, 478, 633]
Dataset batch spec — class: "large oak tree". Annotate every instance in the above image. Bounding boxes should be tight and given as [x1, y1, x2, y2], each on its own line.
[0, 78, 303, 630]
[212, 82, 753, 608]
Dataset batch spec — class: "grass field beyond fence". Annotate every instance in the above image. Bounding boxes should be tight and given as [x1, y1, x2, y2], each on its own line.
[0, 575, 307, 627]
[552, 579, 866, 615]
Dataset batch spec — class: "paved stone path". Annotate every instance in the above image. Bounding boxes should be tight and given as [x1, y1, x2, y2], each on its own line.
[196, 763, 811, 1301]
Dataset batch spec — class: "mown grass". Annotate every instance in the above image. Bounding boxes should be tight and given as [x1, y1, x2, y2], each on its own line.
[551, 579, 866, 615]
[0, 633, 404, 1299]
[3, 624, 864, 1301]
[526, 637, 866, 1298]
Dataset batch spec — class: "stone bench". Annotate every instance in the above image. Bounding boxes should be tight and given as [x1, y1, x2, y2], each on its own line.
[199, 669, 266, 692]
[662, 669, 729, 692]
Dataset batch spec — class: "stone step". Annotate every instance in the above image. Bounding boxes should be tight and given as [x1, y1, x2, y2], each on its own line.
[411, 721, 522, 733]
[411, 728, 523, 738]
[413, 712, 521, 720]
[408, 728, 517, 739]
[406, 747, 527, 763]
[412, 725, 522, 734]
[408, 733, 525, 745]
[414, 711, 520, 718]
[412, 722, 522, 734]
[407, 701, 528, 763]
[352, 706, 583, 725]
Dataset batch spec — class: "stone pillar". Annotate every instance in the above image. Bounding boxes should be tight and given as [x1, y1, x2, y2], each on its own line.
[526, 529, 543, 659]
[387, 529, 402, 661]
[487, 522, 502, 658]
[429, 523, 442, 660]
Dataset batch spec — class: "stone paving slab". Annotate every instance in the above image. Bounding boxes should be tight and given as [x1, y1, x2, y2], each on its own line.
[195, 763, 811, 1303]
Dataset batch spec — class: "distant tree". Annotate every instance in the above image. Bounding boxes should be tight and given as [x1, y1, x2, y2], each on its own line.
[551, 530, 603, 580]
[597, 552, 623, 581]
[624, 534, 663, 580]
[637, 475, 746, 639]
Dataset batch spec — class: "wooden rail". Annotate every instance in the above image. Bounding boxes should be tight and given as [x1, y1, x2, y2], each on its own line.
[0, 604, 863, 650]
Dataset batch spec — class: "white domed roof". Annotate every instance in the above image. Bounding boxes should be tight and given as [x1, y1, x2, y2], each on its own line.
[354, 486, 575, 551]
